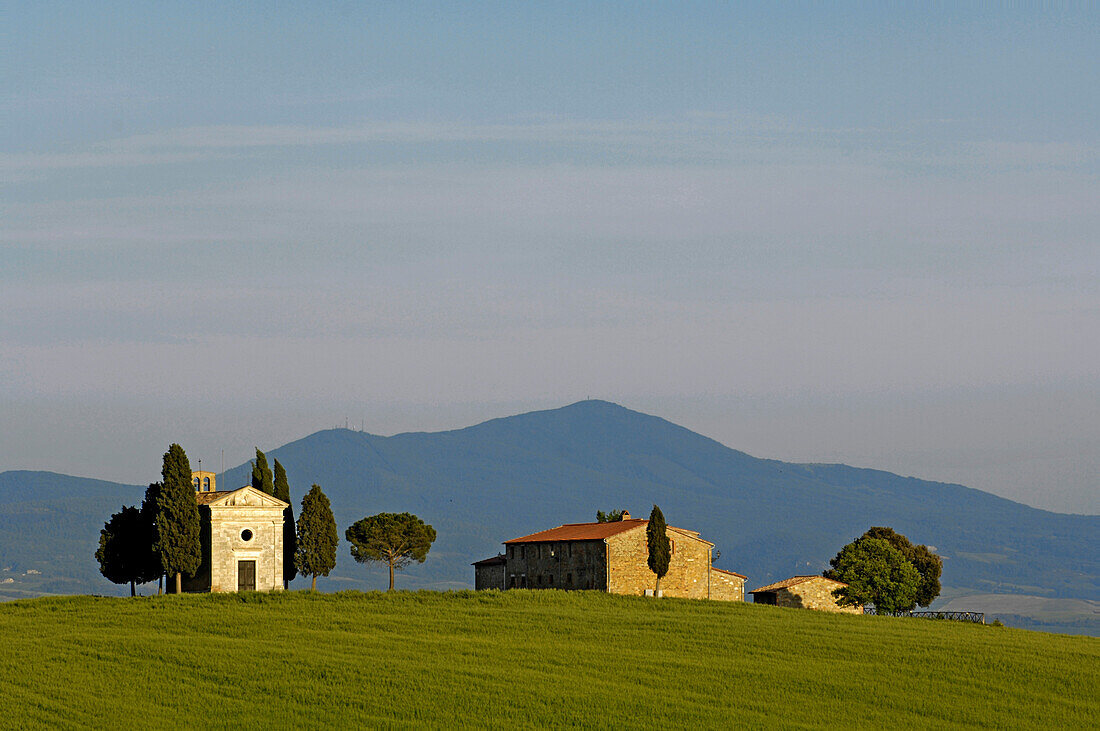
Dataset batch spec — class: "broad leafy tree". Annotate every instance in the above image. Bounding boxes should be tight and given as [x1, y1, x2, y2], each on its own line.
[825, 536, 921, 614]
[273, 458, 297, 587]
[295, 484, 339, 590]
[154, 444, 202, 594]
[860, 526, 942, 607]
[95, 505, 160, 596]
[646, 504, 671, 593]
[596, 509, 624, 523]
[251, 448, 274, 496]
[345, 512, 436, 591]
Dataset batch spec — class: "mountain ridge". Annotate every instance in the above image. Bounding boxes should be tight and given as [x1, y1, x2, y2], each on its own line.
[2, 400, 1096, 610]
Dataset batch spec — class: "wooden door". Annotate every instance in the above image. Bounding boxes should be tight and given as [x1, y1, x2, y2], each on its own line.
[238, 560, 256, 592]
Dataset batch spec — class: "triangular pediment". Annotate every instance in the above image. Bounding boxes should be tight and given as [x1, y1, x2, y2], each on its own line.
[206, 486, 289, 509]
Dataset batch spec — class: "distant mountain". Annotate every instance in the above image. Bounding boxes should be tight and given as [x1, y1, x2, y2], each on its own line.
[2, 401, 1097, 606]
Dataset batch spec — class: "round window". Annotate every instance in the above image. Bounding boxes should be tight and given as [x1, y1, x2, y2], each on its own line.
[241, 529, 253, 542]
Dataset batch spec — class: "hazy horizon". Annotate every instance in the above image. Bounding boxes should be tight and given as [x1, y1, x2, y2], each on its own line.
[3, 5, 1097, 514]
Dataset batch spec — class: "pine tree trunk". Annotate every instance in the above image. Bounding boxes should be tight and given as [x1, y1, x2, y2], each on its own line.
[311, 575, 317, 591]
[130, 580, 135, 597]
[175, 572, 182, 594]
[158, 575, 163, 595]
[655, 575, 661, 594]
[389, 562, 395, 591]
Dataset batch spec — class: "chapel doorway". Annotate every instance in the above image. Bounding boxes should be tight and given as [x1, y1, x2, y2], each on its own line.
[238, 560, 256, 592]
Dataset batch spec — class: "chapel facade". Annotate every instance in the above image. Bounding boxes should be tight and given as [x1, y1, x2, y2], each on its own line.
[179, 472, 288, 593]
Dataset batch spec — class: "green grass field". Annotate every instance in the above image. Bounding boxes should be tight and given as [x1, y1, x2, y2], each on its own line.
[1, 590, 1096, 729]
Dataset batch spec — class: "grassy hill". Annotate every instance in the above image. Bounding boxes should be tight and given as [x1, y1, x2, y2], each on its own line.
[0, 591, 1095, 728]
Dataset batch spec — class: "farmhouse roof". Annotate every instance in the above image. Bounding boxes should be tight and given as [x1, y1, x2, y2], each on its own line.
[711, 567, 748, 579]
[750, 575, 847, 593]
[504, 519, 646, 543]
[504, 520, 712, 546]
[472, 554, 506, 566]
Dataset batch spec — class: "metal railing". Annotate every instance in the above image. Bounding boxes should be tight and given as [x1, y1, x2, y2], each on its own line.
[863, 607, 985, 623]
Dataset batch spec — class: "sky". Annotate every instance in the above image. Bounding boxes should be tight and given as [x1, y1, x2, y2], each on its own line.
[2, 3, 1097, 513]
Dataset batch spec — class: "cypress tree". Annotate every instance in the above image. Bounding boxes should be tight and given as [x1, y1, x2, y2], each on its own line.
[251, 448, 274, 495]
[294, 484, 339, 591]
[273, 458, 297, 587]
[141, 482, 165, 592]
[646, 504, 671, 594]
[154, 444, 202, 594]
[272, 458, 290, 503]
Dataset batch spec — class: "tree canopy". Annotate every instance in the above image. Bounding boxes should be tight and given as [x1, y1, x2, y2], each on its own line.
[825, 536, 922, 614]
[596, 509, 624, 523]
[824, 526, 942, 611]
[95, 505, 160, 596]
[295, 484, 338, 591]
[154, 444, 201, 594]
[251, 448, 274, 496]
[861, 526, 942, 607]
[345, 512, 436, 591]
[646, 505, 671, 593]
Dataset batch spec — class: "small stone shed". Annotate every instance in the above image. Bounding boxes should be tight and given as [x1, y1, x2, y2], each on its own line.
[749, 575, 861, 613]
[473, 554, 506, 590]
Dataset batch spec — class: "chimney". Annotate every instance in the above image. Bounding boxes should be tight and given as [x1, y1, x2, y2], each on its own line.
[621, 511, 631, 520]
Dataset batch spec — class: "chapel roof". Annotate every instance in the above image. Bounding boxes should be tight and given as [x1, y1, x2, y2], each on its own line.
[194, 490, 233, 505]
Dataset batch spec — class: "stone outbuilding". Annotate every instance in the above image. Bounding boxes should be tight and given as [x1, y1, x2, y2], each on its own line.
[475, 512, 746, 601]
[180, 473, 288, 593]
[749, 575, 861, 613]
[473, 554, 506, 590]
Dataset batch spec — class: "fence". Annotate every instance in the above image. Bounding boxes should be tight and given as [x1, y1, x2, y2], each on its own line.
[863, 607, 985, 623]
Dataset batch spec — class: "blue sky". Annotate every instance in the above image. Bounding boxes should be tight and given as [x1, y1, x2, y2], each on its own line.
[2, 4, 1097, 512]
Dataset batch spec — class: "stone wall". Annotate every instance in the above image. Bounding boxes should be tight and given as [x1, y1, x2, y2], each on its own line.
[504, 540, 607, 590]
[779, 577, 861, 613]
[605, 525, 711, 599]
[709, 569, 745, 602]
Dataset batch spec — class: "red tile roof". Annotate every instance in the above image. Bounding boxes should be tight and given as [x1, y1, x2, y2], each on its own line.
[504, 519, 648, 543]
[750, 575, 847, 593]
[503, 520, 716, 546]
[711, 567, 747, 579]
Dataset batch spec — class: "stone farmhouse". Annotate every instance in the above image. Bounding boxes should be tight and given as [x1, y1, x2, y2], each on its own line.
[749, 575, 861, 613]
[474, 512, 746, 601]
[177, 471, 289, 593]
